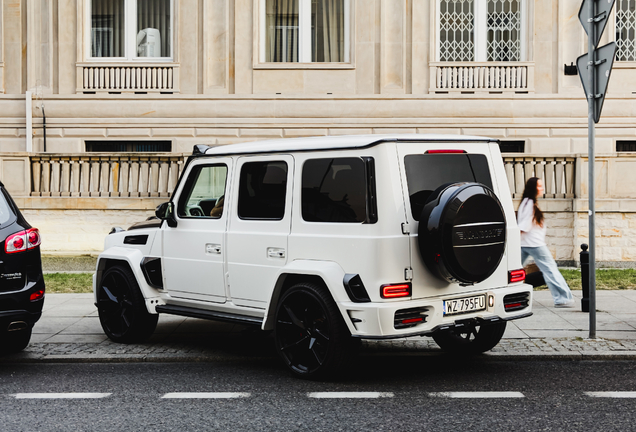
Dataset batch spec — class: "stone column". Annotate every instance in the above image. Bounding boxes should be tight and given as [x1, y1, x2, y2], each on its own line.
[380, 0, 406, 94]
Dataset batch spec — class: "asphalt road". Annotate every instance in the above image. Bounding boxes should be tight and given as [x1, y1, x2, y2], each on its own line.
[2, 357, 636, 431]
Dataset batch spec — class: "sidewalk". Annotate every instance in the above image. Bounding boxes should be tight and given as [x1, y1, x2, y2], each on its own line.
[3, 290, 636, 363]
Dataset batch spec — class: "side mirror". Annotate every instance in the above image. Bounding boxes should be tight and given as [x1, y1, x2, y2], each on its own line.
[155, 202, 177, 228]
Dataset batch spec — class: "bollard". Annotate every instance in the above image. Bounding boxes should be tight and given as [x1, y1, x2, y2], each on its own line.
[580, 243, 589, 312]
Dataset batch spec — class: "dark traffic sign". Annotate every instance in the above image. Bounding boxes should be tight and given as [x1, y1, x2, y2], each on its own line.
[577, 42, 617, 123]
[579, 0, 616, 49]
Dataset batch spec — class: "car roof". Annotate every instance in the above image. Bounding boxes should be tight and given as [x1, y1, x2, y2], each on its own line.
[203, 134, 498, 156]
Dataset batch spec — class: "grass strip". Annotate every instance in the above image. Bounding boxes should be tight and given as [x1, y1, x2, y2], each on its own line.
[44, 273, 93, 293]
[530, 269, 636, 290]
[42, 269, 636, 293]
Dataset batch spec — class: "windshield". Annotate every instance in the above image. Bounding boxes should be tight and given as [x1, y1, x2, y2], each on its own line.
[404, 153, 493, 220]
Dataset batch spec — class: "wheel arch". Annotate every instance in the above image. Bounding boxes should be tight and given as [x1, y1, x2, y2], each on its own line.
[262, 260, 354, 332]
[94, 247, 161, 313]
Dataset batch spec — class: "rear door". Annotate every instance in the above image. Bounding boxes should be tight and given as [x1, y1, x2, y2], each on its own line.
[396, 142, 508, 297]
[226, 155, 293, 308]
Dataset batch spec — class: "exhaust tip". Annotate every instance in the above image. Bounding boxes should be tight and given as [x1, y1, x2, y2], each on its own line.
[7, 321, 28, 332]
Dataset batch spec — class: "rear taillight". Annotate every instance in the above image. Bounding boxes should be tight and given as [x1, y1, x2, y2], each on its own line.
[30, 288, 45, 302]
[381, 283, 412, 299]
[508, 269, 526, 284]
[5, 228, 41, 254]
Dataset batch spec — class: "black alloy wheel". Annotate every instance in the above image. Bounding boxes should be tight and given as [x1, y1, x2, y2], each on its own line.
[432, 321, 507, 354]
[97, 265, 158, 343]
[274, 283, 351, 380]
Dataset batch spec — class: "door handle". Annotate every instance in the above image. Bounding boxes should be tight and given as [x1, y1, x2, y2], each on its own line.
[206, 243, 222, 254]
[267, 247, 286, 259]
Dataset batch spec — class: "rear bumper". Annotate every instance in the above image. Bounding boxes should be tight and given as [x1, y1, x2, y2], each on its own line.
[0, 277, 45, 333]
[341, 283, 533, 339]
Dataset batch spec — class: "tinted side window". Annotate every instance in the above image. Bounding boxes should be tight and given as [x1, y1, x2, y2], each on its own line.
[177, 165, 228, 218]
[238, 161, 288, 220]
[302, 157, 368, 223]
[404, 154, 493, 220]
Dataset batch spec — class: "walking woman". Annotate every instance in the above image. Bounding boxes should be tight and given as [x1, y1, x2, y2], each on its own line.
[518, 177, 575, 308]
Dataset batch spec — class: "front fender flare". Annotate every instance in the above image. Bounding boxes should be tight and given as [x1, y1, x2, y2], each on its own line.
[94, 247, 161, 313]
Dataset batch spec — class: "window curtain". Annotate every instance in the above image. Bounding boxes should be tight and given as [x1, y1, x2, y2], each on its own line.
[137, 0, 171, 57]
[267, 0, 299, 62]
[312, 0, 345, 62]
[91, 0, 124, 57]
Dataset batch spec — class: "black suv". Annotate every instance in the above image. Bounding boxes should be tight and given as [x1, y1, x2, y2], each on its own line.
[0, 182, 44, 353]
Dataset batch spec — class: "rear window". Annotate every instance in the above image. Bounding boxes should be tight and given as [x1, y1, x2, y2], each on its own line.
[404, 153, 493, 220]
[302, 157, 370, 223]
[0, 189, 16, 227]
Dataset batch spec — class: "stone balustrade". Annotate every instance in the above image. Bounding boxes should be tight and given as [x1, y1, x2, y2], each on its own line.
[76, 63, 180, 94]
[26, 153, 575, 200]
[503, 155, 576, 199]
[30, 154, 184, 198]
[430, 62, 535, 93]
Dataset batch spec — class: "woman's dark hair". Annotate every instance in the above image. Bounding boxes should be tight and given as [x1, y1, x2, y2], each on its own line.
[521, 177, 544, 227]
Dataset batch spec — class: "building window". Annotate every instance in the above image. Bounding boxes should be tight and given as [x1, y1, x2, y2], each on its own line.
[85, 141, 172, 152]
[438, 0, 526, 62]
[617, 140, 636, 152]
[89, 0, 173, 60]
[616, 0, 636, 61]
[261, 0, 350, 63]
[498, 140, 525, 153]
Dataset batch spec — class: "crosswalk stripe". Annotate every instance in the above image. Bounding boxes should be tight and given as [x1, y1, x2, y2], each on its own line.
[585, 392, 636, 398]
[307, 392, 394, 399]
[161, 392, 250, 399]
[14, 393, 111, 399]
[429, 392, 525, 398]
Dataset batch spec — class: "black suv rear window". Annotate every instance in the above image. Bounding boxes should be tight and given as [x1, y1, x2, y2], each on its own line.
[0, 190, 15, 226]
[404, 153, 493, 220]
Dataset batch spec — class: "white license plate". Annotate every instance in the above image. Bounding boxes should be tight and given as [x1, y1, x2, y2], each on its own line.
[443, 295, 486, 316]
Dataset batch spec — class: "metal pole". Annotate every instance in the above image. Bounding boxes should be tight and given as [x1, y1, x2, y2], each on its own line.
[587, 0, 597, 339]
[580, 244, 589, 312]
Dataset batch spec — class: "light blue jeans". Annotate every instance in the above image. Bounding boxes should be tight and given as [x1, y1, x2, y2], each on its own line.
[521, 245, 574, 305]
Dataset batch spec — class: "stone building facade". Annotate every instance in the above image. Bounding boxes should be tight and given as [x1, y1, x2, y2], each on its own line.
[0, 0, 636, 265]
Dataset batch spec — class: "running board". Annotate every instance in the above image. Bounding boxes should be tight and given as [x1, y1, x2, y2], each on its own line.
[155, 305, 263, 326]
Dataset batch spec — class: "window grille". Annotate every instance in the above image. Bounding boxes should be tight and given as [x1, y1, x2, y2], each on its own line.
[439, 0, 475, 61]
[487, 0, 521, 61]
[616, 0, 636, 61]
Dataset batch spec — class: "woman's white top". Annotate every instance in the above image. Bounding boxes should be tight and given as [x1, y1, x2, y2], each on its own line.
[517, 198, 546, 247]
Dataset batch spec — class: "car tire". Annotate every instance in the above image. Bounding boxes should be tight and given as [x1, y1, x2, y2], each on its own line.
[274, 282, 352, 380]
[418, 182, 506, 285]
[97, 264, 158, 343]
[432, 321, 506, 354]
[3, 328, 32, 353]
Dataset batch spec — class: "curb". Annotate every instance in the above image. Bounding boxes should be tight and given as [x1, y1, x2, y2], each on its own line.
[4, 350, 636, 364]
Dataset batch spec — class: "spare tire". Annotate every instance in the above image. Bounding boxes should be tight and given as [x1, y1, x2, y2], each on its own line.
[418, 182, 506, 285]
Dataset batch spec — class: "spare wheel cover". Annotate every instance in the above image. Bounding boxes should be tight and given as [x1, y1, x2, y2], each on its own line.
[418, 182, 506, 285]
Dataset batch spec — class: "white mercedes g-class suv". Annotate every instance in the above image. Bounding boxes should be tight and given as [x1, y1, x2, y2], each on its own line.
[94, 134, 532, 378]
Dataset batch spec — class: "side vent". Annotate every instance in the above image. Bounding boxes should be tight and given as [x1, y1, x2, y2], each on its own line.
[124, 235, 148, 245]
[394, 307, 429, 329]
[503, 292, 531, 312]
[141, 257, 163, 289]
[343, 274, 371, 303]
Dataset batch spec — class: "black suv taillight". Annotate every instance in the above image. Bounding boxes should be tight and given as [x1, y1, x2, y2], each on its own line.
[5, 228, 41, 254]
